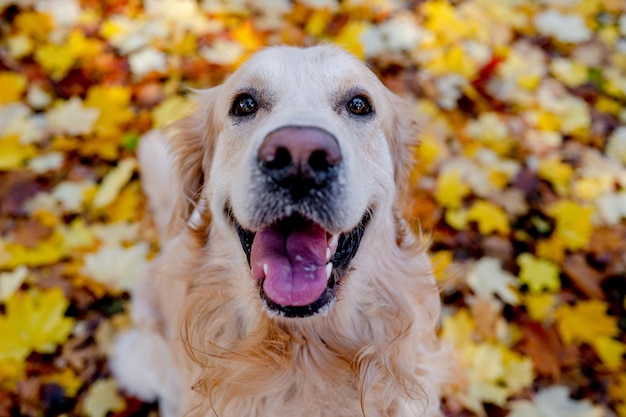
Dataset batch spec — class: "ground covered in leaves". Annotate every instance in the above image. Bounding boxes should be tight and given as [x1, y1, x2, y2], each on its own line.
[0, 0, 625, 416]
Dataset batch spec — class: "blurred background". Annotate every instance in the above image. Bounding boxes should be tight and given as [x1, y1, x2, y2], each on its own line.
[0, 0, 625, 416]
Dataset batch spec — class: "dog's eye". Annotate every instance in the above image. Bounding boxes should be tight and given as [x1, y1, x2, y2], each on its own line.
[232, 94, 258, 116]
[346, 95, 372, 116]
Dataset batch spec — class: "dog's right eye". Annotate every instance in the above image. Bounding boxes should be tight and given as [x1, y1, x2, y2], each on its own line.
[231, 94, 258, 117]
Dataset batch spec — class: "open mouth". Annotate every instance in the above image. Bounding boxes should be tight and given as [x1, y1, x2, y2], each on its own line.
[228, 209, 371, 318]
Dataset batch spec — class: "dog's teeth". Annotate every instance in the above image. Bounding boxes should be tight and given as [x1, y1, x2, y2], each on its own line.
[263, 263, 268, 276]
[325, 248, 331, 261]
[325, 262, 333, 280]
[329, 234, 339, 248]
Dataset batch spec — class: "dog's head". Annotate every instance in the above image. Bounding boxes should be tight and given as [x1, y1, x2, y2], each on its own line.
[168, 45, 418, 318]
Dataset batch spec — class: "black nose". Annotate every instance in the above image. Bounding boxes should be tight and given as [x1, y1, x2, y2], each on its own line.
[258, 126, 342, 194]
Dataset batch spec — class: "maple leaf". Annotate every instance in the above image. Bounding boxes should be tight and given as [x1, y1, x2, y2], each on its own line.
[467, 257, 519, 305]
[441, 308, 475, 350]
[467, 200, 511, 235]
[555, 300, 618, 345]
[332, 20, 371, 59]
[0, 288, 74, 362]
[0, 135, 37, 170]
[81, 242, 149, 291]
[152, 95, 194, 128]
[516, 253, 561, 294]
[589, 337, 626, 371]
[546, 201, 593, 250]
[84, 85, 134, 140]
[463, 342, 534, 412]
[45, 97, 100, 136]
[434, 169, 471, 209]
[0, 103, 46, 144]
[82, 379, 126, 417]
[508, 386, 602, 417]
[0, 72, 27, 105]
[523, 293, 557, 322]
[128, 47, 168, 78]
[537, 157, 573, 196]
[534, 10, 592, 43]
[14, 10, 53, 41]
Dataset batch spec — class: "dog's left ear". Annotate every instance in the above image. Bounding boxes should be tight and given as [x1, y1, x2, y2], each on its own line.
[384, 92, 419, 208]
[166, 87, 222, 239]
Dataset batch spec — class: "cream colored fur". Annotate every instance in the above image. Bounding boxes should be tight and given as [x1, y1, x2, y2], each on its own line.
[111, 45, 450, 417]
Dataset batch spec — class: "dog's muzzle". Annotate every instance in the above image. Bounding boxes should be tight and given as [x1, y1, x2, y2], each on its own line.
[228, 126, 371, 318]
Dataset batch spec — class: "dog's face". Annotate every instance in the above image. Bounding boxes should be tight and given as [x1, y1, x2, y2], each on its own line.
[173, 46, 416, 318]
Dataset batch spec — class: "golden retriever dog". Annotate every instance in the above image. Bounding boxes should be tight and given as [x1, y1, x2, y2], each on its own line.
[111, 45, 450, 417]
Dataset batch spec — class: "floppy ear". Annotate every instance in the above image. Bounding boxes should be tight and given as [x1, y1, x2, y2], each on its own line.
[166, 87, 222, 240]
[385, 92, 420, 209]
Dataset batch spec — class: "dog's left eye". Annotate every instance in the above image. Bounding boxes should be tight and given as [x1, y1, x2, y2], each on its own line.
[232, 94, 258, 116]
[346, 95, 372, 116]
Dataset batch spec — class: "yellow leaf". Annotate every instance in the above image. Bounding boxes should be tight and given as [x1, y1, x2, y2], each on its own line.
[0, 288, 74, 362]
[415, 134, 444, 172]
[305, 9, 332, 37]
[441, 308, 475, 349]
[535, 236, 566, 264]
[15, 11, 53, 40]
[589, 337, 626, 371]
[435, 170, 471, 209]
[0, 359, 23, 390]
[517, 253, 561, 294]
[43, 368, 83, 397]
[232, 21, 265, 51]
[467, 200, 510, 235]
[445, 208, 469, 230]
[0, 135, 38, 170]
[84, 85, 134, 139]
[152, 95, 194, 129]
[59, 218, 97, 251]
[34, 30, 102, 81]
[609, 374, 626, 404]
[430, 250, 453, 282]
[538, 158, 573, 196]
[550, 58, 588, 87]
[466, 343, 533, 407]
[0, 232, 66, 269]
[555, 300, 618, 345]
[426, 45, 477, 78]
[524, 293, 556, 322]
[546, 201, 593, 250]
[35, 43, 76, 81]
[422, 0, 477, 44]
[107, 181, 142, 222]
[0, 72, 27, 105]
[82, 379, 126, 417]
[332, 21, 371, 59]
[92, 159, 137, 209]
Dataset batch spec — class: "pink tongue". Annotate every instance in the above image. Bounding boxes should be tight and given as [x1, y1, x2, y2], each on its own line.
[250, 222, 328, 307]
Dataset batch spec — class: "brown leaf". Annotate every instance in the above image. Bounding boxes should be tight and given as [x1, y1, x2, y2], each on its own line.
[16, 377, 42, 417]
[470, 297, 501, 340]
[11, 218, 53, 248]
[0, 391, 15, 417]
[0, 171, 42, 217]
[562, 254, 605, 299]
[518, 322, 563, 379]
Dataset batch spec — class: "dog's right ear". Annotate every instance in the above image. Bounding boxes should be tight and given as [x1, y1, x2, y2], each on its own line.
[166, 87, 222, 240]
